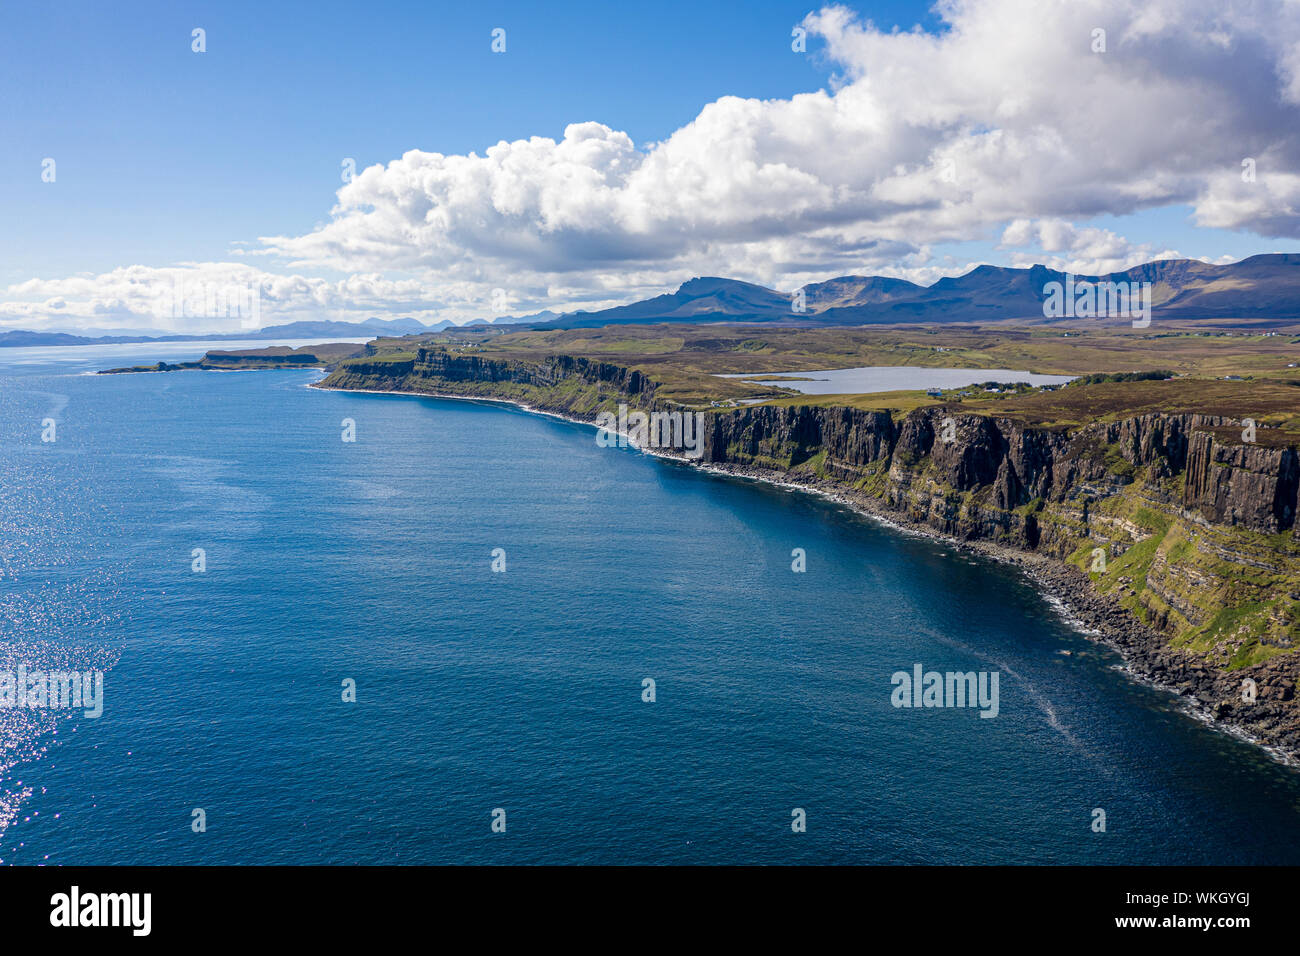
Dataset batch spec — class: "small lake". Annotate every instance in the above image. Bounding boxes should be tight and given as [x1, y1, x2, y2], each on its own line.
[718, 366, 1076, 395]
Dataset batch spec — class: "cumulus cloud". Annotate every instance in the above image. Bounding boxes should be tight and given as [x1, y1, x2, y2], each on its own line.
[262, 1, 1300, 274]
[8, 0, 1300, 330]
[0, 264, 449, 333]
[998, 218, 1184, 274]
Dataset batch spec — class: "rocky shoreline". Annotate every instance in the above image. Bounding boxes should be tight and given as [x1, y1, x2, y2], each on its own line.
[671, 456, 1299, 765]
[310, 377, 1300, 766]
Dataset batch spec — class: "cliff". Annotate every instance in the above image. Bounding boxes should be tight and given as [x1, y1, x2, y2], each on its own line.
[318, 347, 1300, 756]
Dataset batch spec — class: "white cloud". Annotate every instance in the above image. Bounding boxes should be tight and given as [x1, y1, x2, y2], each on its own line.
[0, 264, 448, 333]
[998, 218, 1179, 274]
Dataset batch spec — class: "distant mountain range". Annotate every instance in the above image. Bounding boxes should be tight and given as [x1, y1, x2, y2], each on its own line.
[0, 317, 441, 348]
[539, 253, 1300, 328]
[0, 311, 564, 348]
[5, 254, 1298, 346]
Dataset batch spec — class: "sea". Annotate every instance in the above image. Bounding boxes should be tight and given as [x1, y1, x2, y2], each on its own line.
[2, 341, 1300, 864]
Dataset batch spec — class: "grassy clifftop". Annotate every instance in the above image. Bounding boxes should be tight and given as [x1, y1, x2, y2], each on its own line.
[356, 322, 1300, 429]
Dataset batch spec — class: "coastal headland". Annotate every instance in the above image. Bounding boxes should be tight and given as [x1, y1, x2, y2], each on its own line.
[107, 321, 1300, 759]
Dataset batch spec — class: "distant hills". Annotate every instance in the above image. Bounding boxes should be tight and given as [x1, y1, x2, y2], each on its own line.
[540, 253, 1300, 328]
[0, 312, 565, 348]
[0, 317, 445, 348]
[6, 253, 1299, 346]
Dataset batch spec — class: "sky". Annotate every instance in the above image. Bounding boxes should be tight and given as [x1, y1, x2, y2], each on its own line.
[2, 0, 1299, 333]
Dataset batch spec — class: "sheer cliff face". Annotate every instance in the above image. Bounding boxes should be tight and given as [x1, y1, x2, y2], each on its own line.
[699, 404, 1299, 538]
[1183, 431, 1299, 535]
[320, 350, 1300, 665]
[358, 350, 657, 396]
[327, 349, 656, 411]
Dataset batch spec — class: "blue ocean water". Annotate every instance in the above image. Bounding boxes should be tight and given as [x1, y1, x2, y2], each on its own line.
[3, 342, 1300, 865]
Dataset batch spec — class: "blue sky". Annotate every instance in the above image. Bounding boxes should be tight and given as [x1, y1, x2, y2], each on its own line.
[2, 0, 878, 279]
[3, 0, 1299, 330]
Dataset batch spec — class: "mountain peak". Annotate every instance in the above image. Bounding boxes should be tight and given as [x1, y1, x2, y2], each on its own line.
[675, 276, 768, 296]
